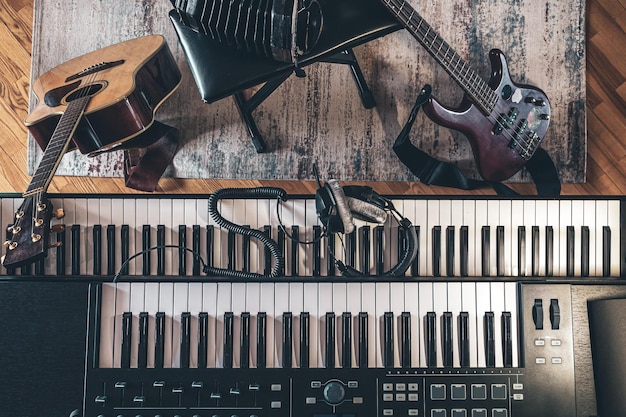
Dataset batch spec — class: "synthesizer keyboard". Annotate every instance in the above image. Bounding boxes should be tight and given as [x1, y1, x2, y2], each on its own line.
[1, 195, 624, 278]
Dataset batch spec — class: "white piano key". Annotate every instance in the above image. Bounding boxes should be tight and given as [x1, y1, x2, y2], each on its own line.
[245, 282, 260, 367]
[426, 200, 440, 276]
[432, 282, 448, 367]
[187, 283, 203, 368]
[215, 282, 233, 368]
[289, 282, 304, 367]
[450, 200, 464, 277]
[438, 200, 452, 277]
[144, 282, 160, 368]
[571, 200, 585, 276]
[535, 200, 548, 277]
[346, 282, 362, 368]
[361, 282, 377, 368]
[403, 282, 420, 367]
[158, 282, 174, 368]
[474, 200, 488, 277]
[462, 200, 477, 277]
[608, 200, 621, 276]
[245, 199, 260, 275]
[305, 198, 319, 276]
[99, 283, 117, 368]
[333, 282, 348, 367]
[122, 199, 137, 275]
[171, 283, 189, 368]
[158, 199, 174, 276]
[256, 198, 272, 275]
[510, 200, 525, 277]
[147, 201, 160, 275]
[85, 198, 102, 275]
[374, 282, 390, 368]
[201, 282, 218, 368]
[498, 200, 512, 277]
[446, 282, 462, 368]
[259, 282, 276, 368]
[318, 282, 334, 368]
[522, 200, 536, 277]
[184, 199, 201, 274]
[129, 282, 145, 368]
[274, 282, 291, 368]
[135, 199, 148, 275]
[389, 282, 404, 368]
[303, 282, 319, 368]
[72, 198, 88, 275]
[583, 200, 597, 276]
[504, 282, 519, 367]
[461, 282, 478, 367]
[231, 282, 247, 368]
[113, 283, 131, 368]
[546, 200, 560, 276]
[417, 282, 433, 367]
[490, 282, 505, 368]
[475, 282, 491, 368]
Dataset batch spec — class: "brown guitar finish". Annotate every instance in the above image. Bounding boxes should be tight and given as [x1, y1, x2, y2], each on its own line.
[26, 35, 181, 155]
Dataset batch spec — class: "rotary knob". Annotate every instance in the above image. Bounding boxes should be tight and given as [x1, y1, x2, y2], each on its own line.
[323, 381, 346, 405]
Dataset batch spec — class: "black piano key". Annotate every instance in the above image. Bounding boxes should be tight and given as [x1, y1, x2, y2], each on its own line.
[401, 312, 411, 368]
[227, 230, 236, 270]
[71, 224, 80, 275]
[138, 312, 148, 369]
[257, 312, 267, 368]
[300, 312, 310, 368]
[20, 257, 31, 275]
[326, 233, 336, 276]
[263, 225, 272, 275]
[481, 226, 490, 276]
[282, 312, 293, 368]
[426, 312, 437, 367]
[546, 226, 554, 276]
[459, 226, 469, 277]
[342, 312, 352, 368]
[484, 312, 495, 368]
[312, 226, 322, 276]
[120, 224, 129, 275]
[277, 227, 285, 276]
[346, 230, 357, 268]
[198, 312, 208, 368]
[502, 311, 513, 368]
[157, 225, 165, 276]
[383, 312, 394, 368]
[206, 225, 215, 270]
[358, 312, 368, 368]
[179, 225, 187, 276]
[531, 225, 540, 276]
[92, 224, 102, 275]
[566, 226, 575, 276]
[192, 225, 201, 275]
[34, 256, 45, 276]
[360, 226, 371, 275]
[582, 225, 590, 277]
[121, 312, 132, 368]
[155, 311, 165, 368]
[223, 312, 234, 368]
[411, 225, 420, 277]
[180, 312, 191, 368]
[325, 312, 336, 368]
[56, 227, 66, 276]
[446, 226, 455, 277]
[432, 226, 441, 277]
[603, 226, 611, 277]
[290, 225, 299, 276]
[375, 225, 385, 275]
[443, 311, 453, 367]
[496, 225, 504, 277]
[240, 312, 250, 369]
[518, 226, 526, 277]
[459, 312, 470, 367]
[142, 225, 151, 276]
[241, 225, 251, 273]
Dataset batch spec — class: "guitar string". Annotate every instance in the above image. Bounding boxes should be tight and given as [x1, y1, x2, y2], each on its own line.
[386, 0, 544, 156]
[29, 68, 99, 242]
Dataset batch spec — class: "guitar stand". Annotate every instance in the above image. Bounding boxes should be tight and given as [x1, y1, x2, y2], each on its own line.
[232, 48, 376, 153]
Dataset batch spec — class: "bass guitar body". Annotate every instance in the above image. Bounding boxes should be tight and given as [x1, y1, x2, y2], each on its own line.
[25, 35, 181, 155]
[423, 49, 551, 182]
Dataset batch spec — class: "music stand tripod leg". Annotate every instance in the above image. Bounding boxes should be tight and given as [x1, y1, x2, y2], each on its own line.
[322, 48, 376, 109]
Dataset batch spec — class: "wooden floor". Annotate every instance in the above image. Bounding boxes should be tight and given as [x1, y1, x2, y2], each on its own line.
[0, 0, 624, 196]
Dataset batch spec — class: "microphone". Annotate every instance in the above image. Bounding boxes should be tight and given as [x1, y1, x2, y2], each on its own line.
[171, 0, 323, 62]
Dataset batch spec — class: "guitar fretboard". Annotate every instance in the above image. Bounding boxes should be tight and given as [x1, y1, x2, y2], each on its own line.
[25, 94, 91, 197]
[381, 0, 498, 113]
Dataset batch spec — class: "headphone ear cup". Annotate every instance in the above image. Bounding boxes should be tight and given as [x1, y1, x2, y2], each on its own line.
[315, 179, 355, 234]
[342, 185, 388, 224]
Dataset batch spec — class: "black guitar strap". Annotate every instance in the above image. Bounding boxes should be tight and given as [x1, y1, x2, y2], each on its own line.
[393, 85, 561, 197]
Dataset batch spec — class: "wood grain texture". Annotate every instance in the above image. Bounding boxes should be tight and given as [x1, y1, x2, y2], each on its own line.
[0, 0, 624, 195]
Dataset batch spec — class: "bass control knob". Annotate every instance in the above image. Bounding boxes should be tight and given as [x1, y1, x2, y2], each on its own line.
[323, 381, 346, 405]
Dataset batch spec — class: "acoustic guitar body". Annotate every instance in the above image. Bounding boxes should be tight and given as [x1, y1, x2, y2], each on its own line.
[25, 35, 181, 155]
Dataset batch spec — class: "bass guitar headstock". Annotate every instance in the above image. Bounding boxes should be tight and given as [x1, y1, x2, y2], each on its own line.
[2, 196, 63, 270]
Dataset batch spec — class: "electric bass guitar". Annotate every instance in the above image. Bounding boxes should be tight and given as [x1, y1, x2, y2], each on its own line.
[380, 0, 551, 182]
[2, 35, 181, 269]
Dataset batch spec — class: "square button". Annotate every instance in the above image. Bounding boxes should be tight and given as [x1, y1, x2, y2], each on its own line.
[471, 409, 487, 417]
[408, 393, 419, 402]
[491, 384, 507, 400]
[471, 384, 487, 400]
[451, 384, 467, 400]
[492, 409, 508, 417]
[383, 383, 394, 391]
[430, 384, 447, 400]
[408, 383, 419, 391]
[396, 383, 407, 391]
[451, 409, 467, 417]
[431, 410, 446, 417]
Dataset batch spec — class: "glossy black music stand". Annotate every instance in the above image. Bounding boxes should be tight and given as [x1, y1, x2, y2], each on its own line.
[168, 1, 400, 153]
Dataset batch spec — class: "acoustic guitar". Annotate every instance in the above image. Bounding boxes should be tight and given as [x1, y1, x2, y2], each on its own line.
[2, 35, 181, 269]
[381, 0, 552, 182]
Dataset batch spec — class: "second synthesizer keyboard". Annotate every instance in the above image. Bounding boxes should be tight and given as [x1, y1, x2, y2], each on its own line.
[1, 194, 624, 278]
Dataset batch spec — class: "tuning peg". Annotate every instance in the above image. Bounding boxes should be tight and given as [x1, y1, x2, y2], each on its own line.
[3, 240, 10, 248]
[50, 224, 65, 233]
[54, 208, 65, 219]
[48, 242, 63, 249]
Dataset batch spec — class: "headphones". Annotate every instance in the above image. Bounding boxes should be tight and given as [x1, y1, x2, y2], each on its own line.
[314, 174, 418, 277]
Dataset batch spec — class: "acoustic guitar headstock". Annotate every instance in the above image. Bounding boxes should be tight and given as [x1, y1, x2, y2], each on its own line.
[2, 196, 62, 270]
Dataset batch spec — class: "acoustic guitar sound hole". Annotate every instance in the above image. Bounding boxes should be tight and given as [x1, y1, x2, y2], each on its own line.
[65, 82, 106, 102]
